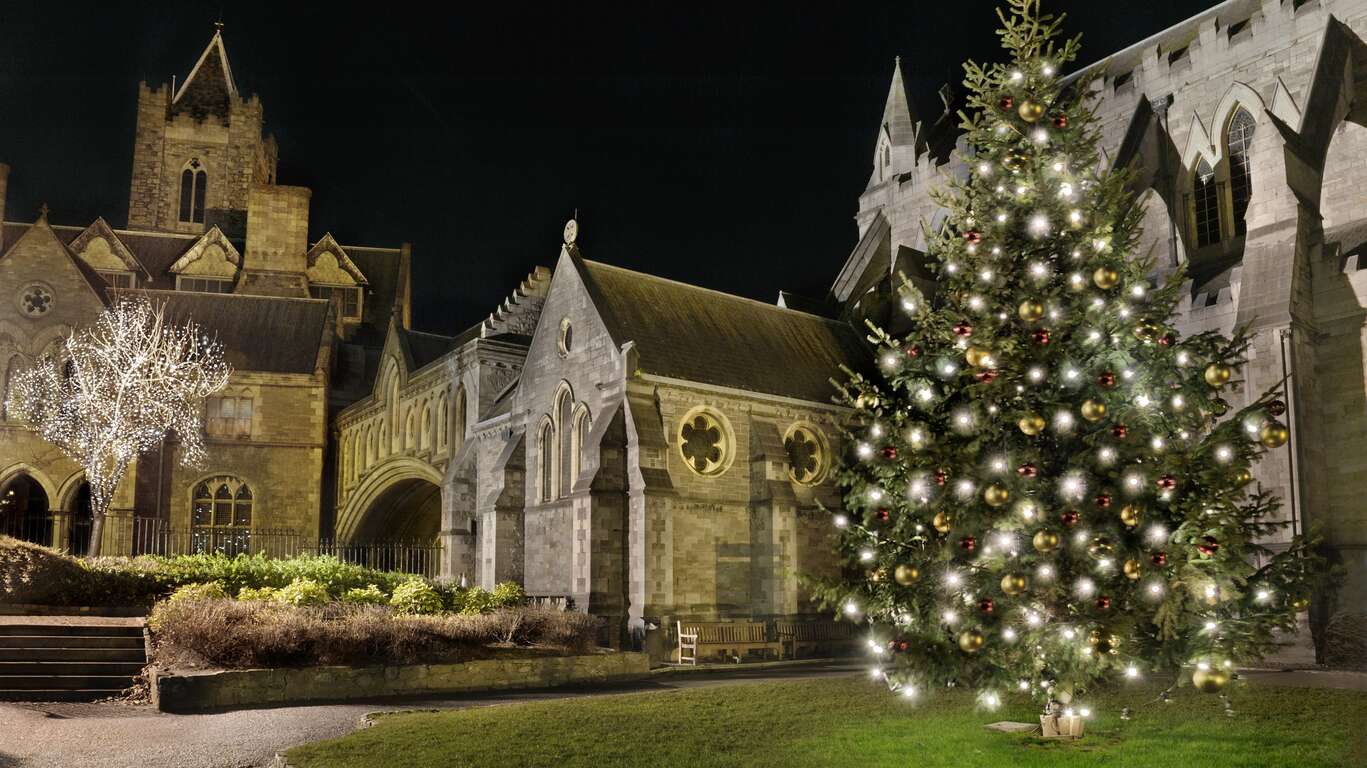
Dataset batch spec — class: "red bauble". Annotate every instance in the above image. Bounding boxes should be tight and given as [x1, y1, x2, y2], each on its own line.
[1053, 113, 1069, 129]
[1112, 424, 1129, 439]
[1098, 371, 1116, 389]
[964, 230, 983, 244]
[899, 641, 910, 652]
[959, 536, 977, 552]
[905, 345, 922, 358]
[1156, 474, 1177, 491]
[1060, 510, 1081, 527]
[876, 508, 890, 521]
[1197, 536, 1220, 557]
[999, 95, 1015, 111]
[974, 369, 999, 383]
[1267, 399, 1287, 417]
[934, 470, 948, 486]
[1151, 552, 1169, 567]
[1095, 493, 1113, 509]
[1095, 595, 1112, 610]
[1031, 328, 1051, 345]
[953, 321, 974, 337]
[1158, 334, 1175, 346]
[882, 446, 899, 460]
[1016, 463, 1038, 478]
[979, 598, 996, 614]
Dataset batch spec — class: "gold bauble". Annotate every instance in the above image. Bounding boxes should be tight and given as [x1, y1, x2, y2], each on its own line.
[868, 568, 887, 583]
[1235, 469, 1253, 486]
[1133, 321, 1161, 342]
[1087, 536, 1114, 560]
[1123, 558, 1144, 580]
[1032, 530, 1060, 553]
[984, 484, 1010, 507]
[1192, 666, 1230, 694]
[1018, 300, 1045, 323]
[1002, 151, 1026, 171]
[1119, 504, 1142, 528]
[1292, 597, 1311, 611]
[1092, 267, 1120, 290]
[1017, 99, 1045, 122]
[1088, 630, 1120, 654]
[1080, 399, 1107, 422]
[965, 346, 990, 368]
[856, 394, 879, 410]
[932, 511, 953, 534]
[1018, 414, 1047, 436]
[1000, 573, 1028, 596]
[1260, 422, 1290, 449]
[1204, 364, 1233, 388]
[958, 629, 986, 653]
[894, 564, 921, 586]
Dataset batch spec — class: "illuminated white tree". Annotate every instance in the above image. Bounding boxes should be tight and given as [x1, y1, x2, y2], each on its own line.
[5, 297, 230, 555]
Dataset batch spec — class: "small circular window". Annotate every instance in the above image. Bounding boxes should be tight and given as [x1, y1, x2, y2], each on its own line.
[678, 407, 733, 476]
[558, 318, 573, 357]
[16, 283, 54, 318]
[783, 422, 829, 485]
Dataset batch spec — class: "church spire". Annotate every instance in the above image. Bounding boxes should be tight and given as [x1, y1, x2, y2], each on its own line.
[880, 56, 918, 148]
[172, 23, 238, 107]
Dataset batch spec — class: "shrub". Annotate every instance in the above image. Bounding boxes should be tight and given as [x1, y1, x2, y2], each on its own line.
[166, 581, 228, 603]
[0, 536, 96, 605]
[237, 586, 279, 601]
[458, 587, 496, 615]
[276, 578, 330, 607]
[491, 581, 527, 609]
[341, 584, 388, 606]
[390, 580, 443, 615]
[148, 601, 603, 669]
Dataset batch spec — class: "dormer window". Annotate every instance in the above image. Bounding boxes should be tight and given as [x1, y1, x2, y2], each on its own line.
[179, 159, 208, 224]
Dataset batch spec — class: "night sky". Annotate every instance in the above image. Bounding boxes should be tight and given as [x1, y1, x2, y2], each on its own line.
[0, 1, 1214, 334]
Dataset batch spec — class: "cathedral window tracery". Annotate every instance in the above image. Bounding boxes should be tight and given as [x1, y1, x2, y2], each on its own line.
[1226, 108, 1256, 235]
[178, 159, 208, 224]
[1191, 159, 1221, 248]
[678, 408, 732, 477]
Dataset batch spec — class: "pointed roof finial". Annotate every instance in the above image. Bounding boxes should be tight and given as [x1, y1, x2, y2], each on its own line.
[214, 20, 224, 32]
[880, 57, 917, 148]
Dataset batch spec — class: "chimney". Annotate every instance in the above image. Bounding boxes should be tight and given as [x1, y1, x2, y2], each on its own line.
[237, 183, 311, 297]
[0, 163, 9, 253]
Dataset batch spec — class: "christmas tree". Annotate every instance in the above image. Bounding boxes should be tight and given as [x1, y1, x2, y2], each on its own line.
[827, 0, 1321, 715]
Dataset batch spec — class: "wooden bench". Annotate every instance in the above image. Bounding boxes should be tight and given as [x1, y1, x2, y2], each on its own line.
[775, 619, 861, 659]
[676, 621, 779, 665]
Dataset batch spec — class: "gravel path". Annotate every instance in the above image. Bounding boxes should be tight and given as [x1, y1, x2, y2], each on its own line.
[0, 663, 861, 768]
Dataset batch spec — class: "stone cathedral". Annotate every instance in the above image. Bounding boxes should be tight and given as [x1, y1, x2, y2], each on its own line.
[2, 0, 1366, 660]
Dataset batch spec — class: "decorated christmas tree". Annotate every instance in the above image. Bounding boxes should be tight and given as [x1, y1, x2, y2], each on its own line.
[826, 0, 1321, 717]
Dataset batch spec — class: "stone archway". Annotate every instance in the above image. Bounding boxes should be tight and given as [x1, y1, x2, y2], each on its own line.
[0, 472, 52, 547]
[335, 457, 445, 543]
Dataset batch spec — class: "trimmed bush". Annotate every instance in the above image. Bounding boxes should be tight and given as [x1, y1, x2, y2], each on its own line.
[237, 586, 279, 602]
[276, 578, 330, 607]
[390, 580, 443, 615]
[148, 601, 602, 668]
[491, 581, 527, 609]
[341, 584, 388, 606]
[1, 536, 95, 605]
[166, 582, 228, 603]
[458, 587, 497, 615]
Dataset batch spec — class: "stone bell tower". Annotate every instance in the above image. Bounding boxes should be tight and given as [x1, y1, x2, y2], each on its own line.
[126, 23, 278, 236]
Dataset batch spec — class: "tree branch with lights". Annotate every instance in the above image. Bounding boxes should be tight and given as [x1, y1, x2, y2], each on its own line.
[818, 0, 1322, 725]
[5, 297, 230, 556]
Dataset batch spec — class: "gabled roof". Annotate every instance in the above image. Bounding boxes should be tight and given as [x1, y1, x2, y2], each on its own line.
[67, 217, 151, 281]
[122, 289, 329, 375]
[571, 255, 870, 404]
[400, 327, 459, 372]
[305, 233, 369, 285]
[880, 57, 918, 148]
[168, 225, 241, 274]
[0, 214, 109, 306]
[172, 26, 238, 121]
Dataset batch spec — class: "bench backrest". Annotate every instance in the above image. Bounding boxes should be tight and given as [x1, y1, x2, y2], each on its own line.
[775, 620, 858, 641]
[680, 621, 768, 643]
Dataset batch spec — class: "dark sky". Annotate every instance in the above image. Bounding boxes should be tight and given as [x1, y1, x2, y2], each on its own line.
[0, 0, 1214, 334]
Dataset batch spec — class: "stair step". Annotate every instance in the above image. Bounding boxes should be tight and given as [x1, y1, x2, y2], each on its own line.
[0, 688, 128, 702]
[0, 661, 145, 676]
[0, 635, 144, 649]
[0, 625, 143, 638]
[0, 647, 146, 662]
[0, 675, 136, 690]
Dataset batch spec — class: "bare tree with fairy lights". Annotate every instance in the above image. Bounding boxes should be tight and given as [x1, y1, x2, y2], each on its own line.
[5, 297, 230, 556]
[820, 0, 1322, 732]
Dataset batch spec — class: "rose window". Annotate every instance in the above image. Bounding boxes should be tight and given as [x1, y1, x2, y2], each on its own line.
[679, 410, 729, 475]
[784, 423, 827, 485]
[19, 284, 53, 317]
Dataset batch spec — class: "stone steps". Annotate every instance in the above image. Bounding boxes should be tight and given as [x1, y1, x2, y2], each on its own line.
[0, 621, 146, 702]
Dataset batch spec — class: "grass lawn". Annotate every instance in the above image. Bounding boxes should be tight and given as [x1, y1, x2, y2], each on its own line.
[286, 676, 1367, 768]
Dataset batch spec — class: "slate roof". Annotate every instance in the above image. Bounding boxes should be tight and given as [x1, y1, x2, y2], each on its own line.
[401, 328, 459, 372]
[118, 289, 329, 375]
[573, 256, 871, 404]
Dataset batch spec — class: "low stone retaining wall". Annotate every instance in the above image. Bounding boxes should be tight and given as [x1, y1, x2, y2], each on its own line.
[151, 651, 650, 712]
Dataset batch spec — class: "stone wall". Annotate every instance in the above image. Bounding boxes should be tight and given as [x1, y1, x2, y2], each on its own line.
[150, 651, 650, 712]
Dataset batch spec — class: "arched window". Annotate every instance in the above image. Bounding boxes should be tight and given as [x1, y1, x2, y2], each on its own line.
[191, 476, 252, 529]
[1226, 108, 1256, 235]
[571, 406, 592, 484]
[437, 399, 449, 448]
[179, 160, 208, 224]
[537, 419, 556, 502]
[554, 385, 574, 496]
[420, 405, 432, 450]
[405, 408, 416, 451]
[452, 391, 467, 454]
[1192, 159, 1221, 248]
